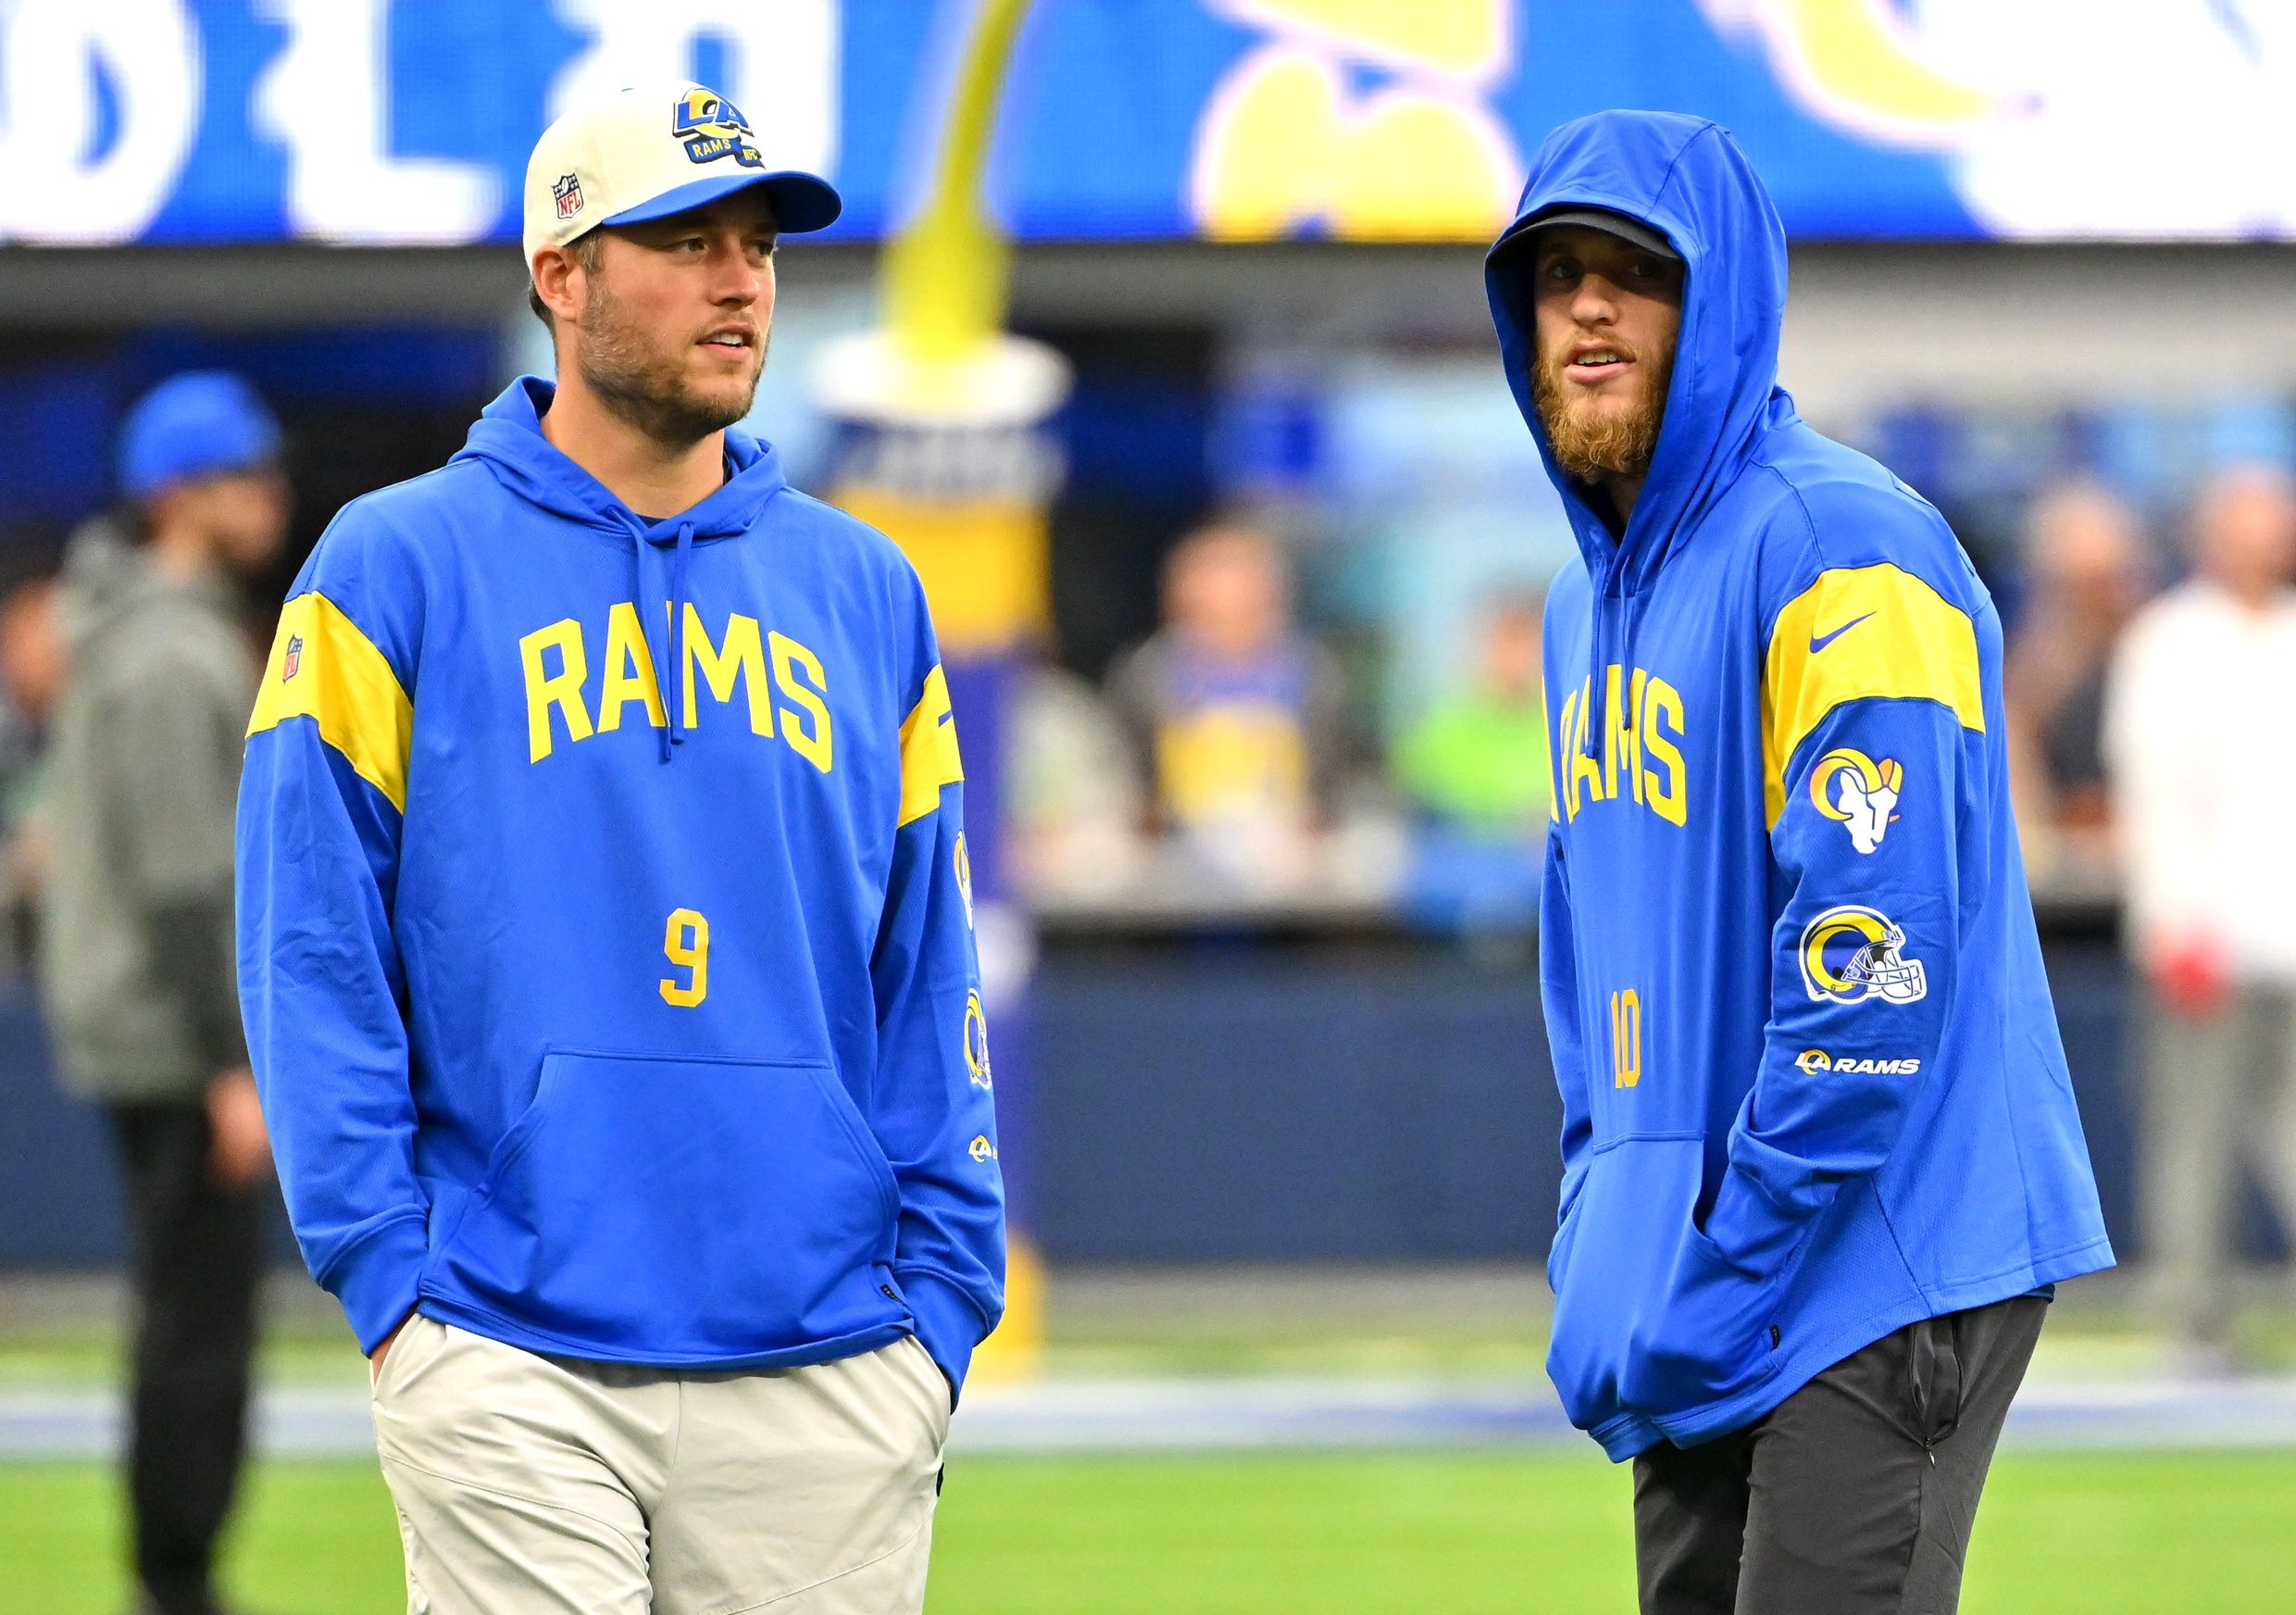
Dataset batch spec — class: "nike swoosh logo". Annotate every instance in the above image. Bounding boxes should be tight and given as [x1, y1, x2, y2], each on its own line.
[1809, 612, 1876, 655]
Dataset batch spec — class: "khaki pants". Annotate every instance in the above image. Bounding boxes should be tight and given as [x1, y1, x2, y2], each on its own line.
[370, 1316, 949, 1614]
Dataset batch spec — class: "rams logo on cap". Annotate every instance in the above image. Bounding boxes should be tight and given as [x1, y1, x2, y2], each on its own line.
[1800, 904, 1928, 1006]
[673, 88, 766, 169]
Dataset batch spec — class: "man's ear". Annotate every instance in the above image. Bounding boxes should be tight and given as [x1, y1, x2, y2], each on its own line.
[531, 244, 585, 323]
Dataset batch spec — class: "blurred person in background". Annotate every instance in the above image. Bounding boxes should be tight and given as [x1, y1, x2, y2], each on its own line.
[2003, 482, 2152, 881]
[0, 557, 65, 979]
[39, 370, 288, 1615]
[1007, 652, 1143, 901]
[1392, 590, 1549, 933]
[2104, 462, 2296, 1370]
[1105, 518, 1349, 889]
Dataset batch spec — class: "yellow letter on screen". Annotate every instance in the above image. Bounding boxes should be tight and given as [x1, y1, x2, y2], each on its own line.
[519, 619, 593, 762]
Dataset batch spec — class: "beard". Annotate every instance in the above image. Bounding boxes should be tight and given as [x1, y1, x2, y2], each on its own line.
[1532, 342, 1673, 487]
[576, 280, 767, 448]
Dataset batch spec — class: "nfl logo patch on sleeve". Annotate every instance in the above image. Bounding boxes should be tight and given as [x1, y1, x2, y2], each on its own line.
[281, 634, 303, 680]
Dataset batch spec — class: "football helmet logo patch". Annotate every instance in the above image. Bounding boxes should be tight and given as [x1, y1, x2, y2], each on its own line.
[964, 989, 992, 1091]
[1801, 905, 1928, 1005]
[1810, 747, 1901, 855]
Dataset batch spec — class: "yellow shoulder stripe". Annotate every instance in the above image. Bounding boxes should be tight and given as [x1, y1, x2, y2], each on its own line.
[246, 592, 414, 812]
[896, 664, 965, 828]
[1764, 563, 1981, 826]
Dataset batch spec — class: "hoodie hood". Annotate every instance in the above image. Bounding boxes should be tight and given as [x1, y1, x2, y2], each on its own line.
[454, 375, 792, 760]
[452, 375, 787, 539]
[1487, 111, 1791, 753]
[1488, 111, 1788, 585]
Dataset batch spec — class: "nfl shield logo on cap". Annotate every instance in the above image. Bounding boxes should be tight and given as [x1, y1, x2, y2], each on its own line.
[553, 172, 584, 221]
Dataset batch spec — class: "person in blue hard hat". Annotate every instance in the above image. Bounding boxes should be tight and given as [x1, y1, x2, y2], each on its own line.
[1486, 112, 2113, 1613]
[40, 369, 290, 1615]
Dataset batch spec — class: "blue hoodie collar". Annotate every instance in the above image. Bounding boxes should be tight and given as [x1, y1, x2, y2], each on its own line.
[454, 375, 791, 764]
[451, 375, 788, 542]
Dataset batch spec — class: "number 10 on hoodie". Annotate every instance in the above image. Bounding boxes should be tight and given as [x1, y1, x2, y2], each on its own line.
[662, 908, 709, 1007]
[1610, 988, 1641, 1088]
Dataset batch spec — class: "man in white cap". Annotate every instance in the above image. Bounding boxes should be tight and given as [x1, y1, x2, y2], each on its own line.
[238, 82, 1004, 1614]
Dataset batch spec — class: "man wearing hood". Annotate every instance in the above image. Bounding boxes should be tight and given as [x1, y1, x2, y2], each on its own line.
[42, 369, 288, 1615]
[237, 82, 1001, 1615]
[1487, 112, 2111, 1612]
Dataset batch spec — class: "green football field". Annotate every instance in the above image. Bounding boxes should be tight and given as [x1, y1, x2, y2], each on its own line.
[6, 1448, 2294, 1615]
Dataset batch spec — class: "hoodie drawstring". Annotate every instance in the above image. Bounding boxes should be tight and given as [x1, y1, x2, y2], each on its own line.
[1584, 547, 1618, 761]
[633, 519, 697, 764]
[668, 521, 694, 754]
[1584, 555, 1654, 764]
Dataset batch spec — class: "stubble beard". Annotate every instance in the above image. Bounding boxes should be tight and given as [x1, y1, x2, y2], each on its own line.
[1533, 345, 1672, 488]
[576, 281, 767, 449]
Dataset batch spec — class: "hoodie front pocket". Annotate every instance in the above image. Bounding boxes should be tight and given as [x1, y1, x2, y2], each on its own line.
[1543, 1135, 1706, 1433]
[428, 1050, 902, 1357]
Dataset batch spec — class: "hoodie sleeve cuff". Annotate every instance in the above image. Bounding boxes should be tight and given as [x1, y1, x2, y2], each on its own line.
[897, 1266, 996, 1405]
[320, 1214, 429, 1355]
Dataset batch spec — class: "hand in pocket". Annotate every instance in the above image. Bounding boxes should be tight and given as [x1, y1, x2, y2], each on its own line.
[1622, 1232, 1777, 1410]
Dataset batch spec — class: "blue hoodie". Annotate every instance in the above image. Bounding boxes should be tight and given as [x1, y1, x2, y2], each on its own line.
[237, 378, 1004, 1392]
[1486, 114, 2111, 1459]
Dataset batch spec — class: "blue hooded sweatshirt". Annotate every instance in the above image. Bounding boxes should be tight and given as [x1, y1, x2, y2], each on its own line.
[1486, 114, 2111, 1459]
[236, 377, 1004, 1393]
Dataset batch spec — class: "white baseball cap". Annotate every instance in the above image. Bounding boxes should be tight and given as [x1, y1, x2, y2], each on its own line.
[522, 81, 842, 270]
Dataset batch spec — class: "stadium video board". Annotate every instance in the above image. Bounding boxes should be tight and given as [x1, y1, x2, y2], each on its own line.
[4, 0, 2290, 247]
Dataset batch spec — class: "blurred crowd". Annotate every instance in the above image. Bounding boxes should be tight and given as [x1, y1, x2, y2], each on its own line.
[1008, 514, 1552, 929]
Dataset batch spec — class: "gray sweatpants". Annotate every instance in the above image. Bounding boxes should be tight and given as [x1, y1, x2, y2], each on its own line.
[2140, 985, 2296, 1347]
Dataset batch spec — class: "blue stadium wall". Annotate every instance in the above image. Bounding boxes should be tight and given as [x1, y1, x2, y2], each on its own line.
[0, 933, 2176, 1270]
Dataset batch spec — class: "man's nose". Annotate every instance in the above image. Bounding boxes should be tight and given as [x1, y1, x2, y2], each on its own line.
[1570, 277, 1618, 324]
[710, 245, 762, 304]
